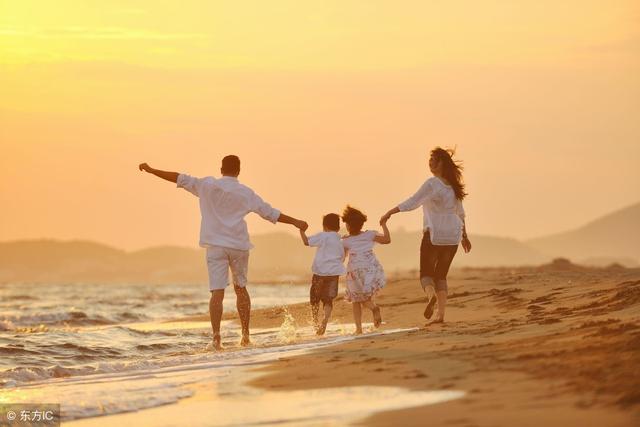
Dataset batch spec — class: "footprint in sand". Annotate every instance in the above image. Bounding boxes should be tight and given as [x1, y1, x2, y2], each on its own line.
[401, 370, 428, 379]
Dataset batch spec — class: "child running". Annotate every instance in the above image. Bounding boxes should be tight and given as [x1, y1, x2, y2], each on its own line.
[341, 205, 390, 334]
[299, 213, 346, 335]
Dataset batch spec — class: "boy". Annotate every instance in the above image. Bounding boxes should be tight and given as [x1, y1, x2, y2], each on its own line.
[299, 213, 346, 335]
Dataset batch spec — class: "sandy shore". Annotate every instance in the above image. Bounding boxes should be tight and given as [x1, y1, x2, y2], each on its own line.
[67, 266, 639, 426]
[243, 266, 640, 426]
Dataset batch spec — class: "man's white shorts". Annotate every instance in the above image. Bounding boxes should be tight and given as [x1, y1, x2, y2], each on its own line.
[205, 246, 249, 291]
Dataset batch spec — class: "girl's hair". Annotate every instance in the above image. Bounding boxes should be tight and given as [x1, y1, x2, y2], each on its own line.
[431, 147, 467, 200]
[341, 205, 367, 234]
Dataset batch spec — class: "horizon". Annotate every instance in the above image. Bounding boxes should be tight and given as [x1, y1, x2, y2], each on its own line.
[1, 1, 639, 250]
[0, 199, 637, 252]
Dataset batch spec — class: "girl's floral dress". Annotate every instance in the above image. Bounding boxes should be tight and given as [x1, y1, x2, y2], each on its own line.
[342, 230, 386, 302]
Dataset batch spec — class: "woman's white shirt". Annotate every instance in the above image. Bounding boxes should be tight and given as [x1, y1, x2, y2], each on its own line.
[398, 176, 465, 245]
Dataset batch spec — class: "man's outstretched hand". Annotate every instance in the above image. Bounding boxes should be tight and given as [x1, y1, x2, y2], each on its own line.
[297, 221, 309, 232]
[139, 163, 152, 172]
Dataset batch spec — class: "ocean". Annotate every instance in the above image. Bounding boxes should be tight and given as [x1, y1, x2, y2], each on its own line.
[0, 282, 464, 425]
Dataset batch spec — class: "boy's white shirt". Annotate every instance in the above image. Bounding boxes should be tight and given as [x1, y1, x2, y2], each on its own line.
[307, 231, 347, 276]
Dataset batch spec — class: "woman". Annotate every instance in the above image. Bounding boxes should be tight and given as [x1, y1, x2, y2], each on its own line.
[381, 147, 472, 323]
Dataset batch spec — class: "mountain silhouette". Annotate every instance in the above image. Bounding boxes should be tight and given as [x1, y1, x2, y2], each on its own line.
[1, 202, 637, 284]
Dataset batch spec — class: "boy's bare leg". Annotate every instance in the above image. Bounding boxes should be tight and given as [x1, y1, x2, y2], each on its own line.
[434, 290, 447, 323]
[352, 302, 363, 334]
[209, 290, 225, 350]
[311, 303, 320, 328]
[234, 285, 251, 346]
[316, 303, 332, 335]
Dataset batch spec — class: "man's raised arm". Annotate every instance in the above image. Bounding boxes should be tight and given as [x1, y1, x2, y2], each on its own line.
[139, 163, 179, 183]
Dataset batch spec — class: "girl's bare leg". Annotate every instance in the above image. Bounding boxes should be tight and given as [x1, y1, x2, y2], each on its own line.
[361, 300, 382, 328]
[361, 300, 375, 310]
[352, 302, 363, 334]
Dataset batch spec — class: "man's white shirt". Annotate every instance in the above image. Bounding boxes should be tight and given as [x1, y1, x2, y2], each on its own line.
[177, 174, 280, 251]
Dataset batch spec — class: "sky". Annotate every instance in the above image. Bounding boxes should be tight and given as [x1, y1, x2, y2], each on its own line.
[1, 0, 639, 250]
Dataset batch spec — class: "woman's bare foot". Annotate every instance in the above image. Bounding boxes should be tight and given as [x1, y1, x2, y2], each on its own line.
[354, 328, 363, 335]
[372, 307, 382, 328]
[423, 296, 437, 319]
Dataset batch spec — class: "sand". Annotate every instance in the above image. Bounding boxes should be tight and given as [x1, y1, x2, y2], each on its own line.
[67, 266, 640, 426]
[245, 266, 640, 426]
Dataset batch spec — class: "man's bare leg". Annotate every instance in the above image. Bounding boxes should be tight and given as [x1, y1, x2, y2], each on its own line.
[234, 285, 251, 346]
[209, 290, 225, 350]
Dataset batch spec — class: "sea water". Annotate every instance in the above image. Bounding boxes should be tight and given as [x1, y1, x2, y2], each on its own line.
[1, 282, 465, 424]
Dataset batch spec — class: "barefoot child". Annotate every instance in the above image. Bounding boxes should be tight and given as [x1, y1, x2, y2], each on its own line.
[341, 206, 390, 334]
[299, 213, 346, 335]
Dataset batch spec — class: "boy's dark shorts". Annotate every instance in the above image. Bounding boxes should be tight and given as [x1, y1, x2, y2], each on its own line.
[310, 274, 339, 305]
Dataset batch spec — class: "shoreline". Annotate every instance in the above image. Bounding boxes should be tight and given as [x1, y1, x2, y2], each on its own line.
[244, 267, 640, 426]
[63, 267, 640, 425]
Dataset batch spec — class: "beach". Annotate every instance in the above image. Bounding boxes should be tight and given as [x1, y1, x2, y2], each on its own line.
[247, 266, 640, 426]
[50, 265, 639, 426]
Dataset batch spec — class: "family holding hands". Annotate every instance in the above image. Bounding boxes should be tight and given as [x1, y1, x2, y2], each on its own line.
[139, 147, 471, 350]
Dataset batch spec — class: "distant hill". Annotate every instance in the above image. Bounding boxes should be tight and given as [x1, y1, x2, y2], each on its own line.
[0, 231, 548, 285]
[527, 202, 640, 264]
[1, 202, 636, 284]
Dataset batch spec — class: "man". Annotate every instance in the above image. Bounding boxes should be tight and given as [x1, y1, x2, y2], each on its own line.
[139, 155, 308, 350]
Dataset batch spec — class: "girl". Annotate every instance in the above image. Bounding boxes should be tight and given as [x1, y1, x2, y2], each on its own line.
[341, 205, 391, 334]
[381, 147, 472, 323]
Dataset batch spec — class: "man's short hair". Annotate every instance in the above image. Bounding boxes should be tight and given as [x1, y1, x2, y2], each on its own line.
[322, 213, 340, 232]
[221, 155, 240, 176]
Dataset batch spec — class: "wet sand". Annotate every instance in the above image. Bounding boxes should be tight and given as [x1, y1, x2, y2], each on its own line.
[245, 266, 640, 426]
[67, 266, 640, 426]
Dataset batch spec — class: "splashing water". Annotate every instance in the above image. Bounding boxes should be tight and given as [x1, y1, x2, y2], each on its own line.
[277, 307, 298, 344]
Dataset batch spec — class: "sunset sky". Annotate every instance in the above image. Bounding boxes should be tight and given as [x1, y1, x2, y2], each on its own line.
[1, 1, 639, 250]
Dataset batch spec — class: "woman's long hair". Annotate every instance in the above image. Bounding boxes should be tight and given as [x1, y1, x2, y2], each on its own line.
[431, 147, 467, 200]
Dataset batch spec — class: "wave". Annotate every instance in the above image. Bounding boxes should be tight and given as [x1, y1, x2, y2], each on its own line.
[0, 320, 15, 331]
[0, 346, 42, 356]
[0, 352, 203, 387]
[1, 310, 148, 328]
[135, 343, 173, 351]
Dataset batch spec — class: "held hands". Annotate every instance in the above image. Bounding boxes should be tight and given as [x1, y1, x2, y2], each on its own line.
[138, 163, 152, 173]
[296, 220, 309, 232]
